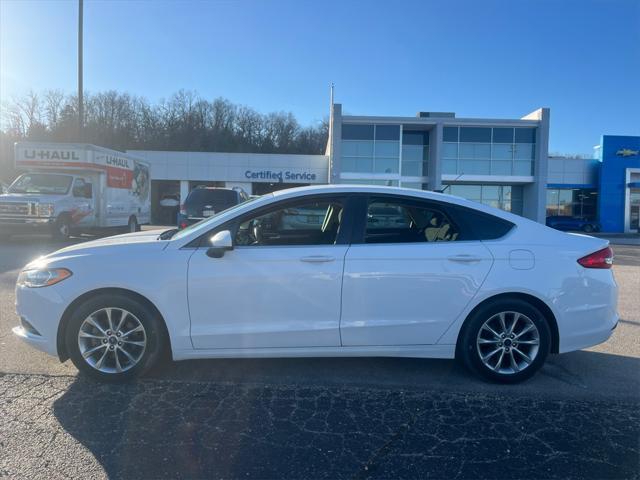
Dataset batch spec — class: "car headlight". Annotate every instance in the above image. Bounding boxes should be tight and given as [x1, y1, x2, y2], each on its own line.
[17, 268, 72, 288]
[37, 203, 55, 217]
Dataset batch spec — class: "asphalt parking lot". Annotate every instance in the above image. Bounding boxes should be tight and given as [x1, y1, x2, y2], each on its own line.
[0, 232, 638, 479]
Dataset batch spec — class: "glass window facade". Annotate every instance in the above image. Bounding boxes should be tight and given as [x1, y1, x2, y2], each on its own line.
[341, 124, 401, 174]
[344, 179, 399, 186]
[546, 188, 598, 219]
[630, 189, 640, 231]
[336, 120, 544, 222]
[442, 127, 536, 176]
[401, 129, 429, 178]
[341, 124, 430, 179]
[448, 184, 524, 215]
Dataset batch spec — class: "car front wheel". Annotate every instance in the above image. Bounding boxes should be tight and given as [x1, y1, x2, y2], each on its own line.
[52, 215, 71, 240]
[65, 293, 165, 382]
[459, 299, 551, 383]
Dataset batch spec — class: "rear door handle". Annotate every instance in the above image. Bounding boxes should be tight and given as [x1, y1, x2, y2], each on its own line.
[300, 255, 335, 263]
[447, 254, 482, 263]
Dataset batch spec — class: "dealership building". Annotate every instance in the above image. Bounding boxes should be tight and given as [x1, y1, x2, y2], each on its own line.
[129, 105, 638, 232]
[546, 135, 640, 233]
[325, 104, 549, 222]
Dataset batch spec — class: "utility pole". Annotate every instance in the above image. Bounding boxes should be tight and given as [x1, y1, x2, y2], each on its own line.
[78, 0, 84, 140]
[328, 83, 334, 184]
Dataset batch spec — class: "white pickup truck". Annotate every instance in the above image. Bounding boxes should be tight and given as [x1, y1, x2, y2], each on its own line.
[0, 142, 151, 240]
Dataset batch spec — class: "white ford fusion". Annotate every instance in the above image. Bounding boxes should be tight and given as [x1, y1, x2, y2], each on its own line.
[13, 185, 618, 383]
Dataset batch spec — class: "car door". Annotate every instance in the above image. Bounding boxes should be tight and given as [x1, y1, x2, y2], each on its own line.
[340, 195, 494, 346]
[70, 177, 96, 226]
[187, 194, 352, 349]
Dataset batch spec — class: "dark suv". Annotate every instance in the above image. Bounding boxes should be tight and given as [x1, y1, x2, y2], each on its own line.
[546, 216, 600, 233]
[177, 187, 248, 228]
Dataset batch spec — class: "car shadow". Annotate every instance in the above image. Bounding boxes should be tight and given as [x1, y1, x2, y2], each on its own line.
[51, 350, 640, 478]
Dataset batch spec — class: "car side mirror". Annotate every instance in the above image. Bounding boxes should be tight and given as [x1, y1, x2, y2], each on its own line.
[206, 230, 234, 258]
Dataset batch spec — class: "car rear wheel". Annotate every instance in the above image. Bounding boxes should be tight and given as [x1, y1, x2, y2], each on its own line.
[582, 224, 594, 233]
[127, 216, 139, 233]
[459, 299, 551, 383]
[65, 293, 165, 382]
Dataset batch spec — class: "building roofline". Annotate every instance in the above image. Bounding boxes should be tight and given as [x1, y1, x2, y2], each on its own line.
[340, 115, 540, 126]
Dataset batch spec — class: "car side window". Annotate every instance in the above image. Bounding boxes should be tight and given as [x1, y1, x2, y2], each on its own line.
[72, 178, 86, 197]
[365, 198, 459, 244]
[446, 204, 514, 240]
[234, 199, 344, 247]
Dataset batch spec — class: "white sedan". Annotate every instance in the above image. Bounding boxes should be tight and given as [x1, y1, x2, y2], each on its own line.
[13, 185, 618, 383]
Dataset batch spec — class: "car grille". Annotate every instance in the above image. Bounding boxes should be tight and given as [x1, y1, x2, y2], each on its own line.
[0, 202, 30, 215]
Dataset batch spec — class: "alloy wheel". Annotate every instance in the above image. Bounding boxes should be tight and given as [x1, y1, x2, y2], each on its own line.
[476, 311, 540, 375]
[77, 307, 147, 373]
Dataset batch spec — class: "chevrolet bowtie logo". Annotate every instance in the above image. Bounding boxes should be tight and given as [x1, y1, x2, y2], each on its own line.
[616, 148, 639, 157]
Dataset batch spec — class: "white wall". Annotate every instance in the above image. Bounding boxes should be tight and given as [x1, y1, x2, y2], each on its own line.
[548, 156, 599, 186]
[129, 150, 329, 185]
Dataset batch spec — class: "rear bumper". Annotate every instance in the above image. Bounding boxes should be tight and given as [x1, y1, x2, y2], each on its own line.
[557, 269, 619, 353]
[177, 214, 203, 228]
[558, 312, 619, 353]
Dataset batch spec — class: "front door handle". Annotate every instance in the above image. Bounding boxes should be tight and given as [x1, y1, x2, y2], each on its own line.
[447, 254, 482, 263]
[300, 255, 335, 263]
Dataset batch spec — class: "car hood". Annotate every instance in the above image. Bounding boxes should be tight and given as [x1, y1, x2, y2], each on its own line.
[0, 193, 65, 203]
[58, 229, 168, 253]
[31, 230, 170, 266]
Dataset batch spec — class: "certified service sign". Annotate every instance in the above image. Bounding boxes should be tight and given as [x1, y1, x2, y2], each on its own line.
[245, 170, 318, 182]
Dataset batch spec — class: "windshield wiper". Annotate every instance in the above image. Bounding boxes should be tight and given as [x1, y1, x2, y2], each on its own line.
[158, 228, 179, 240]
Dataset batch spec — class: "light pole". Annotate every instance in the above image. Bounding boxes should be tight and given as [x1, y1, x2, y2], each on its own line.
[78, 0, 83, 140]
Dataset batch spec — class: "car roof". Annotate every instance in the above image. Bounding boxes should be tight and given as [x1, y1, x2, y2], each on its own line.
[269, 184, 525, 223]
[191, 186, 236, 191]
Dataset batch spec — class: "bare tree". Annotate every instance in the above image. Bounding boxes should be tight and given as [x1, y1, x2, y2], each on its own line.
[0, 89, 329, 182]
[43, 90, 66, 129]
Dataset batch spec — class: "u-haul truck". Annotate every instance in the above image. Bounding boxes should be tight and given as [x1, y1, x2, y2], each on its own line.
[0, 142, 151, 239]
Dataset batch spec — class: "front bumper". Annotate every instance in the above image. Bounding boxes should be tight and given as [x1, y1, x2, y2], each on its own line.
[0, 217, 55, 234]
[13, 283, 67, 358]
[12, 325, 57, 357]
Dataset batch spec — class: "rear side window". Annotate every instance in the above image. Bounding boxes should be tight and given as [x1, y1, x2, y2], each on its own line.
[356, 195, 514, 244]
[446, 205, 514, 240]
[364, 198, 460, 244]
[185, 189, 238, 212]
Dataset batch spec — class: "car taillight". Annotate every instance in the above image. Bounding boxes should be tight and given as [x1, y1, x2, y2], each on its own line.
[179, 204, 186, 215]
[578, 247, 613, 269]
[179, 221, 188, 229]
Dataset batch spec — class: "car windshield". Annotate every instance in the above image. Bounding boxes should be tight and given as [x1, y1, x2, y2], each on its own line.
[170, 195, 260, 240]
[8, 173, 73, 195]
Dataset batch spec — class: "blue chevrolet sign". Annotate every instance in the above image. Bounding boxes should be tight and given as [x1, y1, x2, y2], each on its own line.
[598, 135, 640, 232]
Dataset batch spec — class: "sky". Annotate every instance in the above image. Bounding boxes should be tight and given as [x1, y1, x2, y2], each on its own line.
[1, 0, 639, 155]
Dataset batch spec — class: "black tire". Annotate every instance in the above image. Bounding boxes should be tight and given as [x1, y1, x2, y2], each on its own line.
[582, 224, 594, 233]
[127, 216, 140, 233]
[458, 298, 551, 384]
[52, 214, 72, 240]
[64, 293, 166, 382]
